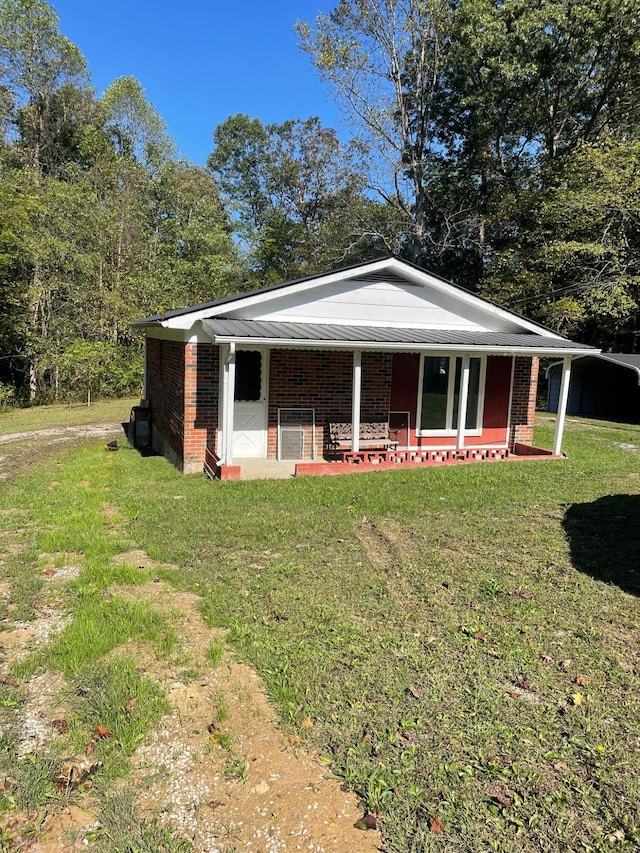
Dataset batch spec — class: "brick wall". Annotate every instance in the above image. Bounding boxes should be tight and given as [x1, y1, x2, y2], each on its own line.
[146, 338, 185, 460]
[509, 356, 539, 448]
[267, 349, 392, 459]
[184, 342, 219, 471]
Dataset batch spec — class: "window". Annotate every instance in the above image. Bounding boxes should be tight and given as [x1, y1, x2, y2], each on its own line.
[234, 350, 262, 402]
[418, 355, 485, 435]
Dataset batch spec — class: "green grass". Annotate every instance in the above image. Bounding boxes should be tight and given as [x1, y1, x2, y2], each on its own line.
[0, 397, 138, 436]
[0, 413, 639, 851]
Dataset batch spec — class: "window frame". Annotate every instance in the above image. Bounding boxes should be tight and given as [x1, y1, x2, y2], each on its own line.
[416, 353, 487, 437]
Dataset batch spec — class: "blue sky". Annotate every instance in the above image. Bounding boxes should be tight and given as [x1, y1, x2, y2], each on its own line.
[53, 1, 338, 166]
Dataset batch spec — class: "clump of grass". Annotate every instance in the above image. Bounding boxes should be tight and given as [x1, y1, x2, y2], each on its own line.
[206, 639, 225, 668]
[14, 596, 176, 679]
[75, 655, 168, 758]
[92, 787, 193, 852]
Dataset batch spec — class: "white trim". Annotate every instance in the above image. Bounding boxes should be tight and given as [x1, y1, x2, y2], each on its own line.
[352, 350, 362, 453]
[416, 354, 487, 437]
[223, 343, 236, 465]
[553, 356, 572, 456]
[456, 356, 471, 450]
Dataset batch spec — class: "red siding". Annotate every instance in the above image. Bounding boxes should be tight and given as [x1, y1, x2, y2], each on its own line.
[390, 353, 512, 447]
[482, 356, 512, 444]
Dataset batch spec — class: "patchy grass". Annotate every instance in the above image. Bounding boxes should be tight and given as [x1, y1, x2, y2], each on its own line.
[0, 413, 638, 851]
[0, 398, 137, 436]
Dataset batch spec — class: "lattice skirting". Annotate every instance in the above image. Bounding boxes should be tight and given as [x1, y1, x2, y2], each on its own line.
[341, 447, 510, 465]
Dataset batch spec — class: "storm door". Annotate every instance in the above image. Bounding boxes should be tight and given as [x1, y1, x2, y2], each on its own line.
[232, 349, 268, 457]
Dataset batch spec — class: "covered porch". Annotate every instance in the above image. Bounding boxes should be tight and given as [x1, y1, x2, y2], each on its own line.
[204, 319, 577, 481]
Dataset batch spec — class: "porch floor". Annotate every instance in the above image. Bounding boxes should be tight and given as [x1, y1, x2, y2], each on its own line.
[234, 458, 298, 480]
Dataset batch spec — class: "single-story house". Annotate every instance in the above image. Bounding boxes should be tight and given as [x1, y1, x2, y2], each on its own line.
[132, 256, 598, 478]
[547, 353, 640, 423]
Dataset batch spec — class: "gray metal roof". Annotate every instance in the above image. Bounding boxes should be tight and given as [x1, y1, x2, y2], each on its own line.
[201, 318, 597, 355]
[547, 352, 640, 380]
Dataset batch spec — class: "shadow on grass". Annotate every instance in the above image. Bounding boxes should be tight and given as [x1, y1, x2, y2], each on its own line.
[564, 494, 640, 596]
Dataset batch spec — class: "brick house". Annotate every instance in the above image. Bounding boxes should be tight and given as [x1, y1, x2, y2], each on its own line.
[132, 256, 597, 478]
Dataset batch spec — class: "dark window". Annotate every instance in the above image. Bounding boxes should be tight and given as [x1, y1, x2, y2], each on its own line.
[235, 350, 262, 401]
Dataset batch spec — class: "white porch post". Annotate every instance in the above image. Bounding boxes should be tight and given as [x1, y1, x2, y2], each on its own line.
[456, 355, 470, 450]
[553, 355, 572, 456]
[352, 349, 362, 452]
[222, 342, 236, 464]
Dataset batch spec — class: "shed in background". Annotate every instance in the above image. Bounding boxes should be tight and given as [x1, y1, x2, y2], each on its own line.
[547, 354, 640, 423]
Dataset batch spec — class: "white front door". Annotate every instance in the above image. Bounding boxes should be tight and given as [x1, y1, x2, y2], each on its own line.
[233, 349, 268, 458]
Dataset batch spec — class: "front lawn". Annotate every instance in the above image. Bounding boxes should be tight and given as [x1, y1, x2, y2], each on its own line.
[1, 412, 638, 851]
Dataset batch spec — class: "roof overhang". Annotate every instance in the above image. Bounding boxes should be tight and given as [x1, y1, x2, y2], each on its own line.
[201, 319, 598, 357]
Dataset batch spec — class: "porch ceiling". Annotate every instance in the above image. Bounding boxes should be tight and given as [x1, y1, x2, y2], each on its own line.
[201, 318, 597, 357]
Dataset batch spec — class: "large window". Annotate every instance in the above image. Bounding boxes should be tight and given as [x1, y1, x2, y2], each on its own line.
[418, 355, 485, 435]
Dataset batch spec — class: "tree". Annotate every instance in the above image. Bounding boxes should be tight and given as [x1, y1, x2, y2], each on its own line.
[209, 114, 370, 280]
[0, 0, 89, 172]
[484, 138, 640, 349]
[297, 0, 454, 263]
[298, 0, 640, 289]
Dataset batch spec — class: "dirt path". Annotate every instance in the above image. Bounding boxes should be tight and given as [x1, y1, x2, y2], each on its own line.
[0, 433, 383, 852]
[0, 422, 125, 481]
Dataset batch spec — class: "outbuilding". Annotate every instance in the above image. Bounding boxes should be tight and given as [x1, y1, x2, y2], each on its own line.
[132, 256, 597, 478]
[547, 353, 640, 423]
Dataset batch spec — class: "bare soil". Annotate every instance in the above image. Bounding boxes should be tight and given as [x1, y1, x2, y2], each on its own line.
[0, 430, 383, 852]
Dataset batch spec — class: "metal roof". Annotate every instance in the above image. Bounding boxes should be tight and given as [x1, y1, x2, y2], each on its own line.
[546, 352, 640, 381]
[201, 318, 597, 355]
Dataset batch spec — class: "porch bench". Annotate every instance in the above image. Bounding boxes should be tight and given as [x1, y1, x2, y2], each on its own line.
[328, 421, 399, 452]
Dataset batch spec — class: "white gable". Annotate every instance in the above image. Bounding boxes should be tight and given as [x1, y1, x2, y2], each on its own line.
[160, 257, 560, 338]
[220, 274, 521, 332]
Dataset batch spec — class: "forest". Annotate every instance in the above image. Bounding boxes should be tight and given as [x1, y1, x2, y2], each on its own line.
[1, 0, 639, 405]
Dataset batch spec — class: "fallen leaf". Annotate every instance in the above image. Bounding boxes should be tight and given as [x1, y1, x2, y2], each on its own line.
[207, 800, 223, 811]
[92, 724, 113, 739]
[507, 691, 520, 699]
[268, 607, 288, 622]
[430, 814, 444, 834]
[406, 685, 421, 699]
[516, 675, 532, 688]
[491, 792, 513, 808]
[207, 722, 220, 734]
[124, 696, 138, 715]
[85, 741, 94, 757]
[575, 676, 588, 686]
[51, 719, 69, 734]
[473, 630, 485, 640]
[51, 759, 103, 789]
[288, 735, 302, 746]
[44, 568, 56, 577]
[354, 813, 378, 831]
[487, 649, 501, 658]
[553, 761, 568, 772]
[301, 717, 314, 729]
[571, 693, 585, 706]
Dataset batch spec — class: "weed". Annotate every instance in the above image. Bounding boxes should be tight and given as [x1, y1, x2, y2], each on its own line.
[206, 639, 225, 668]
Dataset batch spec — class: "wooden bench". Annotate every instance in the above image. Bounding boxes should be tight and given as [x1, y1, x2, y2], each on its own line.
[328, 421, 399, 452]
